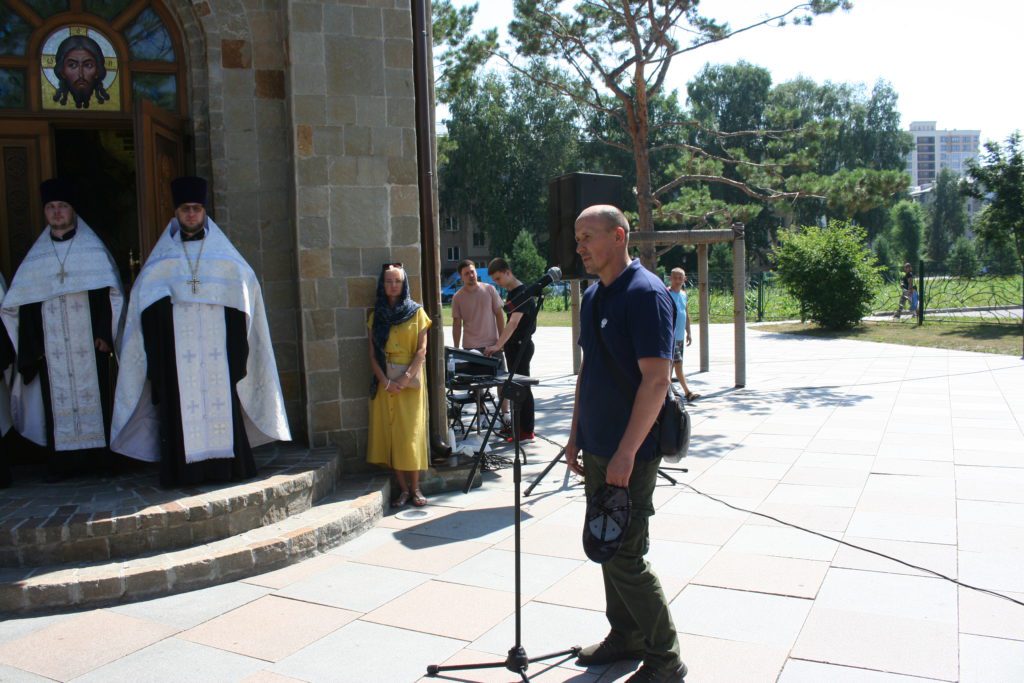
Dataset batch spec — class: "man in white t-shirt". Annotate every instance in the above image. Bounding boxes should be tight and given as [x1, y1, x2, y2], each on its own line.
[451, 259, 505, 352]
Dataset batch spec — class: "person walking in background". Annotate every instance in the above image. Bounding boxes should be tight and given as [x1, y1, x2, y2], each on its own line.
[667, 268, 699, 402]
[895, 262, 917, 319]
[367, 263, 432, 508]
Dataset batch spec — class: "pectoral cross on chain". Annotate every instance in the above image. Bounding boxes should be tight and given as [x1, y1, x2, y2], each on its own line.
[188, 275, 201, 294]
[58, 265, 67, 283]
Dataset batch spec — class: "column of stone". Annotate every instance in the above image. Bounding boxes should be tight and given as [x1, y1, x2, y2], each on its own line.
[288, 1, 421, 467]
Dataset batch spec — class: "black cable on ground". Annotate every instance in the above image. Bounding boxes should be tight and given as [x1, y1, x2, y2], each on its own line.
[679, 480, 1024, 609]
[524, 435, 1024, 609]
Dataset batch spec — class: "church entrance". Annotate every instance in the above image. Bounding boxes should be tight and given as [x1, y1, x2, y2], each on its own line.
[0, 0, 189, 285]
[53, 124, 138, 283]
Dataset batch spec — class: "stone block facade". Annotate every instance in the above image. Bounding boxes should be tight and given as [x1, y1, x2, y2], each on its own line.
[163, 0, 424, 470]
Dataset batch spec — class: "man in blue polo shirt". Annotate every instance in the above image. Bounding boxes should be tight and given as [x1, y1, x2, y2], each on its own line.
[565, 205, 685, 683]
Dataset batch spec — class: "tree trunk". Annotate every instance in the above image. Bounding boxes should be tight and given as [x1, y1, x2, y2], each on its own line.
[624, 85, 656, 270]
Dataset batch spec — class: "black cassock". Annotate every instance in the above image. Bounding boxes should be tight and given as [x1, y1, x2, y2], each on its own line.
[141, 296, 256, 488]
[16, 288, 114, 475]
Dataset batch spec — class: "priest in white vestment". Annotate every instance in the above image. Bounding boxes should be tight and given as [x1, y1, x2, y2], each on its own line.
[0, 178, 123, 481]
[111, 176, 290, 488]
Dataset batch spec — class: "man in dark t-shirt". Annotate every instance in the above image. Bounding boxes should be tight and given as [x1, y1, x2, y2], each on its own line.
[565, 205, 686, 683]
[485, 257, 536, 441]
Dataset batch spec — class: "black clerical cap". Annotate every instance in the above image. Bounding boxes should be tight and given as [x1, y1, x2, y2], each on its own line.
[171, 176, 208, 207]
[583, 484, 631, 564]
[40, 177, 75, 207]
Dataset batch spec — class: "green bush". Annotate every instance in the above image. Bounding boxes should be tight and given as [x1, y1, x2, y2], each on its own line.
[773, 220, 884, 329]
[508, 229, 546, 285]
[872, 233, 899, 278]
[978, 232, 1022, 275]
[948, 236, 980, 277]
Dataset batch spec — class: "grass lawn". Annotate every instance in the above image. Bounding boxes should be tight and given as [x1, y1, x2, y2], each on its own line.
[756, 320, 1024, 356]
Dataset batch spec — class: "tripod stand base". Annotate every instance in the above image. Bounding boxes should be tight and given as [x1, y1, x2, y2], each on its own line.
[427, 645, 582, 680]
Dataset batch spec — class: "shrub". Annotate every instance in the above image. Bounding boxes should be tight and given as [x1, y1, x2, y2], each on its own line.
[773, 220, 884, 329]
[872, 233, 899, 278]
[978, 231, 1021, 275]
[947, 236, 980, 277]
[508, 229, 546, 285]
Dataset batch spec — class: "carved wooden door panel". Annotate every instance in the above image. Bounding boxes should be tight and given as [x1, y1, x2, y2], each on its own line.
[0, 121, 54, 283]
[134, 98, 184, 267]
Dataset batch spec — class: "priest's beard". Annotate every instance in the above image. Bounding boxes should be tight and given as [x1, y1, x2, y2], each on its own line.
[50, 212, 77, 235]
[179, 215, 206, 237]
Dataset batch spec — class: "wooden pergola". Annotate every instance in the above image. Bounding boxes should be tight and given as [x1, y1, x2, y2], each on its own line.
[569, 224, 747, 388]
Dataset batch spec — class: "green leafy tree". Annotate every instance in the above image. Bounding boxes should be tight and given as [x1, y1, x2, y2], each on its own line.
[432, 1, 498, 104]
[439, 68, 585, 257]
[508, 228, 547, 285]
[671, 66, 909, 255]
[766, 78, 912, 235]
[872, 233, 898, 278]
[965, 132, 1024, 357]
[977, 228, 1021, 275]
[947, 236, 979, 277]
[927, 168, 968, 264]
[774, 221, 884, 329]
[508, 0, 851, 267]
[890, 200, 925, 265]
[964, 132, 1024, 275]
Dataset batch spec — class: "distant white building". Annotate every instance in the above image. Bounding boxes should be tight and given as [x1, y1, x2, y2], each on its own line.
[905, 121, 981, 187]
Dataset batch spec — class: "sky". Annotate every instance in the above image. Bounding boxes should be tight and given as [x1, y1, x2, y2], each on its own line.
[449, 0, 1021, 145]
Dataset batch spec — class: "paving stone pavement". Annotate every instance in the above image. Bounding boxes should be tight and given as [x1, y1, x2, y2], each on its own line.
[0, 324, 1022, 682]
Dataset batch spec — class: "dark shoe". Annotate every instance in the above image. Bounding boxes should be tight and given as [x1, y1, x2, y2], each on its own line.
[575, 636, 644, 667]
[625, 661, 687, 682]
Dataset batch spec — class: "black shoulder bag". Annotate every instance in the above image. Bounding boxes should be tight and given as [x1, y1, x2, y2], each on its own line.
[590, 291, 690, 462]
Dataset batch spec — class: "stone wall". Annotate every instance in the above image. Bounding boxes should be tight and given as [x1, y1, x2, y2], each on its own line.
[166, 0, 423, 469]
[287, 0, 422, 469]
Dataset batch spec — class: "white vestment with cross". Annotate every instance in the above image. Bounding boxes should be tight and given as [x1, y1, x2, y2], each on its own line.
[0, 220, 123, 449]
[111, 218, 291, 463]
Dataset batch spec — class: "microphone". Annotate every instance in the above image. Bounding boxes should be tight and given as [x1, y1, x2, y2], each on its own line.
[504, 267, 562, 313]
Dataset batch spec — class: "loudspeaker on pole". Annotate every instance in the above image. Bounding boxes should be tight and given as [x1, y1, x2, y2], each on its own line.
[547, 172, 625, 279]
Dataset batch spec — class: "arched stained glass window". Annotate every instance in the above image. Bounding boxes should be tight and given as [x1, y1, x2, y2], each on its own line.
[0, 3, 33, 55]
[125, 7, 175, 62]
[84, 0, 132, 21]
[0, 0, 184, 114]
[22, 0, 68, 19]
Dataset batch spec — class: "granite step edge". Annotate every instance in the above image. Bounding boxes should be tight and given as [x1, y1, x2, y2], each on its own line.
[0, 476, 390, 615]
[1, 451, 342, 567]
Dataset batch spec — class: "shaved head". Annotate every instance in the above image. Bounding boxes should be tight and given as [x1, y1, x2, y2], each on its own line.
[576, 205, 629, 234]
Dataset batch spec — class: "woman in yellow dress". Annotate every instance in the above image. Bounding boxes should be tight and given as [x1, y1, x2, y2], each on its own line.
[367, 263, 432, 507]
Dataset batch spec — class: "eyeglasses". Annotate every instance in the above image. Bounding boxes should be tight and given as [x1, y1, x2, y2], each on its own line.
[381, 262, 404, 271]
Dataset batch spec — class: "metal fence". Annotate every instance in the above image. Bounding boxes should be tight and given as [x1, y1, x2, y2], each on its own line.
[537, 263, 1023, 325]
[702, 263, 1023, 324]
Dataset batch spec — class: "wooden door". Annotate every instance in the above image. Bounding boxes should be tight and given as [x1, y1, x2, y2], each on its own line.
[134, 98, 185, 264]
[0, 121, 54, 283]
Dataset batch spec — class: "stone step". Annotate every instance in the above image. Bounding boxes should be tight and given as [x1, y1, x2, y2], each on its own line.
[0, 476, 389, 615]
[0, 448, 339, 568]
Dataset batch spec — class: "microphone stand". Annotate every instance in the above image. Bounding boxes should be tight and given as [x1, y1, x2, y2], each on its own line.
[431, 290, 580, 680]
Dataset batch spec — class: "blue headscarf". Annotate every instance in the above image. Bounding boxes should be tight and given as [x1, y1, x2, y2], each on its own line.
[370, 265, 421, 393]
